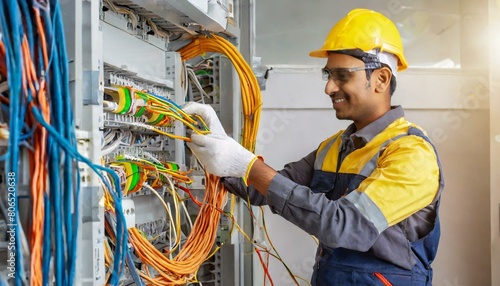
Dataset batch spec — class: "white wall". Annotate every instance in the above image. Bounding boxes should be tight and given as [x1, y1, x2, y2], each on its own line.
[254, 0, 462, 67]
[252, 0, 496, 285]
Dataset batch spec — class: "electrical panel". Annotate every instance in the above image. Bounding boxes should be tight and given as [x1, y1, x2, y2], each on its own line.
[0, 0, 256, 285]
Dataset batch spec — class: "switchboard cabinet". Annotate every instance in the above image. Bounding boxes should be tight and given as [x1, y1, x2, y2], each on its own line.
[0, 0, 254, 285]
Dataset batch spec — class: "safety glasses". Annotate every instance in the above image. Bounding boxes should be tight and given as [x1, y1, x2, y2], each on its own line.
[321, 67, 371, 83]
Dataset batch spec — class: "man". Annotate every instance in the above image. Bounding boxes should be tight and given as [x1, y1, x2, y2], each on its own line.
[183, 8, 443, 286]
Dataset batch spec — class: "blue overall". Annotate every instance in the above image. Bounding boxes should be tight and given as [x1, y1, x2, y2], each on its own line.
[310, 127, 444, 286]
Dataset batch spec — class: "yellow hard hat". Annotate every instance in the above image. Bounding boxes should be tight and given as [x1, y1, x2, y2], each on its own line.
[309, 9, 408, 71]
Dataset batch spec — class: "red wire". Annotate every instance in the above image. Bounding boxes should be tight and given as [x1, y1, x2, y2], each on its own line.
[255, 248, 274, 286]
[177, 185, 202, 207]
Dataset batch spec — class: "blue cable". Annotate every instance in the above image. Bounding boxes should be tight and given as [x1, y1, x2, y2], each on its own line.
[0, 1, 130, 284]
[150, 92, 183, 108]
[48, 139, 63, 286]
[17, 87, 30, 141]
[55, 4, 80, 282]
[0, 0, 26, 283]
[148, 92, 185, 118]
[44, 63, 63, 286]
[18, 0, 34, 55]
[31, 107, 129, 284]
[46, 20, 64, 286]
[126, 249, 146, 286]
[42, 193, 51, 285]
[52, 4, 78, 283]
[0, 1, 87, 284]
[19, 123, 36, 141]
[0, 152, 8, 161]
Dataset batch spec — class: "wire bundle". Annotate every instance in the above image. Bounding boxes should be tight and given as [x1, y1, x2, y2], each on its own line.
[0, 1, 70, 284]
[179, 34, 264, 281]
[179, 36, 308, 286]
[102, 36, 261, 285]
[178, 34, 262, 152]
[183, 60, 218, 104]
[111, 155, 193, 195]
[0, 3, 267, 286]
[0, 1, 129, 285]
[101, 82, 225, 284]
[128, 175, 226, 285]
[103, 85, 210, 141]
[102, 153, 220, 285]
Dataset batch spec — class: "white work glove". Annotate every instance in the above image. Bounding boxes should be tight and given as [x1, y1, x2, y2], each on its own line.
[183, 102, 257, 178]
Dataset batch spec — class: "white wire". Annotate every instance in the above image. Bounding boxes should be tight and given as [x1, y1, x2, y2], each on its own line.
[132, 135, 159, 148]
[103, 129, 116, 145]
[101, 131, 126, 156]
[104, 0, 139, 29]
[102, 100, 118, 112]
[143, 184, 178, 253]
[167, 202, 174, 260]
[110, 165, 127, 189]
[180, 193, 193, 231]
[187, 68, 210, 104]
[0, 81, 9, 93]
[182, 61, 189, 100]
[146, 18, 170, 39]
[143, 151, 162, 165]
[164, 176, 183, 251]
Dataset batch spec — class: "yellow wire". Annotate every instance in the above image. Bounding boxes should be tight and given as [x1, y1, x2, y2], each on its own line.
[178, 34, 262, 151]
[146, 106, 210, 135]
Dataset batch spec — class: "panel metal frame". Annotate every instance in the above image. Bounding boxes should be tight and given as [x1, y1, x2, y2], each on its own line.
[61, 0, 106, 285]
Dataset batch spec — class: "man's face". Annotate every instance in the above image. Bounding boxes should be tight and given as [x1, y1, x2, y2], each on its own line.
[324, 53, 383, 130]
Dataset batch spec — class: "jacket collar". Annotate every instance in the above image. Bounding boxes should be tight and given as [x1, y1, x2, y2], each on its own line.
[341, 106, 405, 149]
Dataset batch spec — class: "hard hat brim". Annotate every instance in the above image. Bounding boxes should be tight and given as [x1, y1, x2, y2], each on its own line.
[309, 49, 329, 58]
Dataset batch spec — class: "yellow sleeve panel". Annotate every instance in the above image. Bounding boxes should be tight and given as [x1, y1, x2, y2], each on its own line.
[357, 135, 440, 227]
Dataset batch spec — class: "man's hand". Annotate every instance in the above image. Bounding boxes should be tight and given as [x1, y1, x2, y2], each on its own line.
[183, 102, 257, 178]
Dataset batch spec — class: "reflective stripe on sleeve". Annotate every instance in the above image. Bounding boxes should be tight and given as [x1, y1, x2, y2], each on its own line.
[345, 190, 388, 233]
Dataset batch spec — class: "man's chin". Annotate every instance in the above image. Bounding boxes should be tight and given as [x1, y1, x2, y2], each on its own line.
[334, 112, 348, 121]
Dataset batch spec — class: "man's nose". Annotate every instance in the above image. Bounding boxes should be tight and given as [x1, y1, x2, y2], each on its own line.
[325, 78, 340, 95]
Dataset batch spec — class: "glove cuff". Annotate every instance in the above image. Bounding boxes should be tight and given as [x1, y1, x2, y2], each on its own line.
[242, 155, 263, 186]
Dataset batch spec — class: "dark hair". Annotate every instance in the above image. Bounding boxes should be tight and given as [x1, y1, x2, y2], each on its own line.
[388, 71, 397, 96]
[365, 64, 397, 96]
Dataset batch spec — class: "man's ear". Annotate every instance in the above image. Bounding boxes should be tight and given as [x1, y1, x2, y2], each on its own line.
[374, 67, 392, 94]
